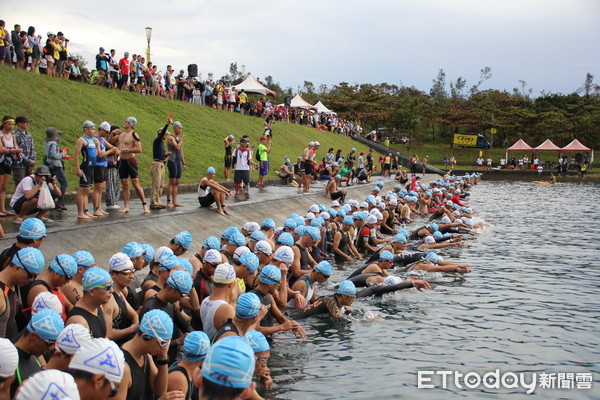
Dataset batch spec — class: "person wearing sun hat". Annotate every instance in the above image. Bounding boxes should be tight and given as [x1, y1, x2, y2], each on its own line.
[118, 309, 174, 399]
[12, 308, 64, 396]
[200, 263, 236, 339]
[248, 265, 306, 339]
[168, 331, 211, 398]
[62, 250, 97, 305]
[196, 336, 256, 398]
[198, 166, 232, 216]
[66, 267, 113, 338]
[0, 338, 18, 398]
[26, 253, 77, 325]
[14, 369, 80, 400]
[0, 247, 44, 339]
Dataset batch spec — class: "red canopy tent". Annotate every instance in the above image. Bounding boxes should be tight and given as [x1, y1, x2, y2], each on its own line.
[533, 139, 562, 152]
[505, 139, 534, 161]
[561, 139, 592, 152]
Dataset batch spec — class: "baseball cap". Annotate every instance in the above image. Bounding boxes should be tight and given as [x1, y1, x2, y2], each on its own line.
[259, 265, 281, 284]
[19, 217, 47, 239]
[212, 263, 236, 284]
[243, 222, 260, 234]
[173, 230, 193, 249]
[244, 330, 270, 353]
[273, 246, 294, 265]
[70, 338, 125, 385]
[82, 267, 112, 291]
[379, 250, 394, 261]
[276, 232, 294, 246]
[239, 252, 259, 273]
[27, 308, 64, 340]
[250, 230, 266, 242]
[203, 249, 222, 265]
[183, 331, 211, 361]
[314, 141, 320, 146]
[207, 166, 216, 174]
[122, 241, 144, 259]
[99, 121, 111, 132]
[260, 136, 268, 141]
[31, 292, 62, 315]
[50, 254, 78, 278]
[315, 260, 332, 276]
[34, 165, 52, 176]
[12, 247, 45, 274]
[166, 270, 193, 295]
[229, 232, 246, 246]
[82, 120, 95, 129]
[201, 336, 255, 389]
[14, 370, 80, 400]
[337, 280, 357, 295]
[236, 293, 261, 318]
[73, 250, 96, 268]
[109, 252, 134, 272]
[140, 309, 174, 340]
[55, 323, 92, 355]
[159, 253, 182, 271]
[125, 116, 137, 127]
[254, 240, 273, 256]
[424, 236, 436, 244]
[153, 246, 173, 262]
[202, 236, 221, 250]
[0, 338, 18, 378]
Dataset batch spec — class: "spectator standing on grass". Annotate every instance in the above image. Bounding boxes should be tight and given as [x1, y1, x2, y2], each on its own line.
[0, 20, 7, 66]
[118, 52, 130, 90]
[26, 26, 41, 73]
[0, 117, 21, 217]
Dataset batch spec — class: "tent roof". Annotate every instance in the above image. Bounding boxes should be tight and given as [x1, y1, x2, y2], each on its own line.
[290, 94, 315, 109]
[231, 74, 276, 97]
[313, 101, 336, 115]
[561, 139, 592, 152]
[507, 139, 534, 152]
[534, 139, 561, 152]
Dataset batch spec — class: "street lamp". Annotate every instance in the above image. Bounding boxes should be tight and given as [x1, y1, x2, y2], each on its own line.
[145, 27, 152, 64]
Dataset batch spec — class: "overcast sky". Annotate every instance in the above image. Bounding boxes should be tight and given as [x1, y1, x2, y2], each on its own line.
[3, 0, 600, 95]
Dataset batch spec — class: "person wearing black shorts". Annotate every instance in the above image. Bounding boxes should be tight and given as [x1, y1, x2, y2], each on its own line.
[92, 122, 119, 216]
[166, 121, 185, 208]
[74, 121, 99, 219]
[223, 135, 235, 182]
[115, 117, 149, 214]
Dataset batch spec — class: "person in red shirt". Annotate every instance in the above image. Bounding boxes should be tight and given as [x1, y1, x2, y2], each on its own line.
[451, 189, 466, 207]
[118, 52, 130, 91]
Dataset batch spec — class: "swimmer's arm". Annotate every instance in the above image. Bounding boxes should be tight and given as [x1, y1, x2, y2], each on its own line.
[73, 137, 85, 176]
[129, 134, 142, 154]
[179, 287, 200, 313]
[290, 247, 304, 278]
[167, 370, 188, 398]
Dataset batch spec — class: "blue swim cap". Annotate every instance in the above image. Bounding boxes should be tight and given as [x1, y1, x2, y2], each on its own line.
[373, 186, 381, 192]
[221, 227, 237, 240]
[140, 309, 174, 340]
[429, 223, 439, 232]
[159, 253, 182, 271]
[328, 208, 338, 218]
[433, 231, 443, 239]
[82, 267, 112, 291]
[310, 217, 324, 227]
[294, 225, 307, 237]
[207, 166, 216, 174]
[260, 265, 281, 284]
[392, 234, 407, 243]
[184, 331, 211, 361]
[167, 270, 193, 295]
[236, 292, 261, 318]
[173, 231, 193, 249]
[315, 260, 332, 276]
[352, 147, 356, 152]
[141, 244, 155, 263]
[353, 211, 367, 221]
[365, 195, 376, 205]
[332, 162, 339, 167]
[379, 250, 394, 261]
[179, 259, 193, 276]
[73, 250, 96, 268]
[12, 247, 45, 274]
[337, 280, 357, 295]
[335, 174, 341, 179]
[377, 181, 384, 188]
[122, 242, 144, 259]
[337, 157, 344, 162]
[342, 216, 354, 225]
[394, 184, 402, 190]
[19, 217, 47, 240]
[239, 252, 259, 273]
[250, 231, 266, 243]
[426, 190, 432, 196]
[28, 308, 64, 340]
[202, 336, 255, 389]
[306, 226, 321, 241]
[398, 228, 409, 237]
[229, 232, 246, 246]
[262, 219, 276, 229]
[276, 232, 294, 246]
[294, 216, 305, 226]
[425, 251, 440, 264]
[409, 191, 418, 197]
[202, 236, 221, 250]
[318, 204, 326, 212]
[50, 254, 78, 278]
[244, 330, 270, 353]
[284, 217, 297, 229]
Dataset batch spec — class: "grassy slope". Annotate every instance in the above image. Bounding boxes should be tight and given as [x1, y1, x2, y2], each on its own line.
[0, 66, 371, 190]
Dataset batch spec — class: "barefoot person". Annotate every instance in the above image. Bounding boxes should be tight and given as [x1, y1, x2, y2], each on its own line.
[115, 117, 149, 213]
[166, 120, 186, 208]
[223, 135, 235, 182]
[198, 167, 232, 216]
[74, 121, 98, 219]
[91, 122, 119, 216]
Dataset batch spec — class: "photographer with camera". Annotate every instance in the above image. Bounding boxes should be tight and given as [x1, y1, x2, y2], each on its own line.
[10, 165, 60, 224]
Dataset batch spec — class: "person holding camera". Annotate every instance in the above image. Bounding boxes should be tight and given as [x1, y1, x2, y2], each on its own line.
[10, 165, 60, 224]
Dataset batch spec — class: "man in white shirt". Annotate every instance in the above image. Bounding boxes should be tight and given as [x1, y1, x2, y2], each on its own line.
[10, 165, 61, 224]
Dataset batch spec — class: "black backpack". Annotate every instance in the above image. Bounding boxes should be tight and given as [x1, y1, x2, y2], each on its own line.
[255, 147, 262, 162]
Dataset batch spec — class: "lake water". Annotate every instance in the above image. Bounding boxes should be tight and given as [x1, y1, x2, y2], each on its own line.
[266, 180, 600, 399]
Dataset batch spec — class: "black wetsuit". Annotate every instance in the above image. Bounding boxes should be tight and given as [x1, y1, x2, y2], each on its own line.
[12, 347, 42, 398]
[334, 231, 351, 263]
[112, 292, 132, 345]
[293, 295, 341, 320]
[168, 363, 195, 400]
[291, 244, 311, 287]
[68, 306, 107, 338]
[220, 249, 234, 265]
[248, 288, 275, 329]
[192, 270, 213, 331]
[0, 282, 18, 340]
[124, 350, 151, 400]
[126, 275, 144, 311]
[380, 210, 396, 235]
[211, 318, 239, 344]
[355, 281, 414, 298]
[348, 273, 382, 287]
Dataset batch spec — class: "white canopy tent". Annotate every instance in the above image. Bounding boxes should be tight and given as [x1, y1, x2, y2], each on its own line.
[230, 74, 276, 97]
[290, 94, 315, 109]
[313, 100, 336, 115]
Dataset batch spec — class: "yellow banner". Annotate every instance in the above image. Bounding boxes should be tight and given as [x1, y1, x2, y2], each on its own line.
[453, 134, 478, 147]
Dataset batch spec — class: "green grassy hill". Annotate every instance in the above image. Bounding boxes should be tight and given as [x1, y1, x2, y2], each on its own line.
[0, 66, 371, 191]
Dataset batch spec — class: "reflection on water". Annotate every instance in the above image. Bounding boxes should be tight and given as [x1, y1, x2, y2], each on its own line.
[263, 181, 600, 399]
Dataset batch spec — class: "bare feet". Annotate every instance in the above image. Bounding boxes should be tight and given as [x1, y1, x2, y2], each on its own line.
[85, 212, 97, 218]
[217, 209, 226, 216]
[77, 214, 92, 219]
[174, 203, 184, 207]
[120, 208, 130, 213]
[143, 206, 150, 214]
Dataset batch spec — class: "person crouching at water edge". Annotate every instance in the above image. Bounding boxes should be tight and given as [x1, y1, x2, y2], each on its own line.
[198, 167, 232, 216]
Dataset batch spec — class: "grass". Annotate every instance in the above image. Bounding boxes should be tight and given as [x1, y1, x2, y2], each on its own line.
[0, 66, 371, 191]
